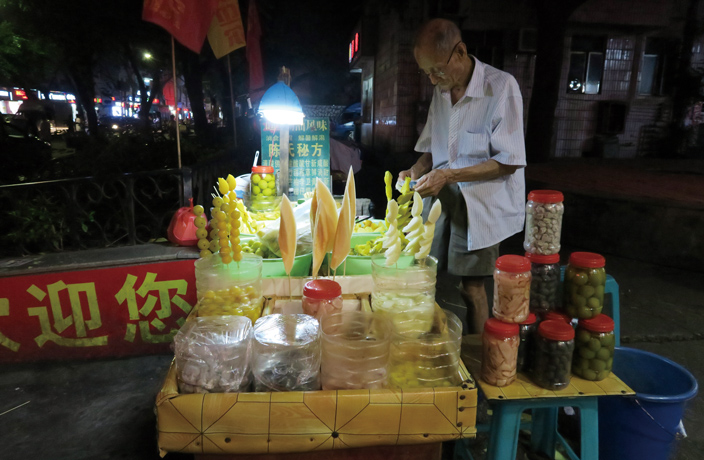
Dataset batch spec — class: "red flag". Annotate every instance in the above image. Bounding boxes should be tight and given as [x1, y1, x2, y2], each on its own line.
[246, 0, 265, 93]
[207, 0, 246, 59]
[143, 0, 219, 54]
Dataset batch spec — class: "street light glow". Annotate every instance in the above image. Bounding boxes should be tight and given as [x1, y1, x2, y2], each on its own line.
[143, 52, 152, 60]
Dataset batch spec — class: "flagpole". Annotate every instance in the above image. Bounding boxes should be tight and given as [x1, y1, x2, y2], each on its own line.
[171, 35, 182, 169]
[227, 54, 238, 149]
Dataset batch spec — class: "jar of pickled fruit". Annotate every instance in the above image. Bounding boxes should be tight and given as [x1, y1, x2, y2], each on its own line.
[563, 252, 606, 319]
[525, 252, 561, 314]
[492, 255, 531, 323]
[481, 318, 520, 387]
[517, 313, 537, 373]
[572, 314, 615, 381]
[523, 190, 564, 255]
[302, 279, 343, 321]
[541, 310, 572, 325]
[531, 320, 575, 390]
[250, 165, 278, 212]
[194, 253, 264, 324]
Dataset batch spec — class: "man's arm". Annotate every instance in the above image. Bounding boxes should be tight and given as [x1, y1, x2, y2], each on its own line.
[414, 159, 518, 198]
[399, 152, 433, 181]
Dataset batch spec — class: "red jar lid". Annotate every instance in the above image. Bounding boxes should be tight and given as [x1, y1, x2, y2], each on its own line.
[538, 320, 575, 341]
[303, 279, 342, 300]
[495, 255, 531, 273]
[542, 311, 571, 323]
[525, 252, 560, 264]
[578, 314, 614, 333]
[527, 190, 564, 204]
[484, 318, 519, 339]
[569, 252, 606, 268]
[520, 312, 537, 325]
[252, 165, 274, 174]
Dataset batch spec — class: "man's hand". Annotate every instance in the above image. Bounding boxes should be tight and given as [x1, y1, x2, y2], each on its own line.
[399, 168, 415, 181]
[414, 169, 450, 197]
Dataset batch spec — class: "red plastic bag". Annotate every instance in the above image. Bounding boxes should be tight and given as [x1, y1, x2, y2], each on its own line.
[167, 198, 204, 246]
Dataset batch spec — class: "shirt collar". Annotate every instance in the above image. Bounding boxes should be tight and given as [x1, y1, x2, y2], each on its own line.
[439, 55, 486, 101]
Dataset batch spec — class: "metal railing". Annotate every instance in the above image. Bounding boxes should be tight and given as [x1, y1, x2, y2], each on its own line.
[0, 157, 238, 256]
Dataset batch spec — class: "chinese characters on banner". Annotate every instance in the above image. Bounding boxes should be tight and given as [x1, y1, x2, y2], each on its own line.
[261, 117, 331, 200]
[207, 0, 246, 59]
[0, 261, 197, 363]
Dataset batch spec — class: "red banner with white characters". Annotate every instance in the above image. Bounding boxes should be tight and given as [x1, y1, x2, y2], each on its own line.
[0, 260, 197, 363]
[142, 0, 219, 54]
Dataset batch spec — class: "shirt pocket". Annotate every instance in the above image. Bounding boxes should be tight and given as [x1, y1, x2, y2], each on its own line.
[458, 131, 489, 160]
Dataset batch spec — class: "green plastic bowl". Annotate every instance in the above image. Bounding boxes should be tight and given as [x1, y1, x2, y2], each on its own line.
[240, 235, 312, 277]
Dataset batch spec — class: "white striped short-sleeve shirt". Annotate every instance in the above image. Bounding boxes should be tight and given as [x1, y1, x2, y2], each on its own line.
[415, 56, 526, 251]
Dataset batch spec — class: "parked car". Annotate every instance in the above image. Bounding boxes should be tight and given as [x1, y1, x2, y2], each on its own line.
[0, 120, 52, 181]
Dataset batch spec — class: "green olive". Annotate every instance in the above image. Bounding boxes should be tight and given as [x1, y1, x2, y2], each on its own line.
[606, 357, 613, 369]
[591, 359, 607, 372]
[579, 285, 596, 298]
[575, 358, 590, 370]
[595, 285, 605, 302]
[581, 369, 597, 380]
[565, 267, 577, 281]
[578, 306, 593, 318]
[574, 272, 589, 286]
[596, 348, 611, 360]
[588, 270, 603, 286]
[587, 297, 601, 310]
[600, 334, 614, 347]
[596, 370, 611, 380]
[572, 293, 587, 307]
[579, 347, 596, 359]
[588, 338, 602, 352]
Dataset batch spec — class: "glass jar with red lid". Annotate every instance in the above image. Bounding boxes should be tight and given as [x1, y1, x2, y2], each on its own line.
[250, 165, 278, 212]
[563, 252, 606, 319]
[524, 190, 564, 255]
[530, 320, 575, 390]
[493, 255, 531, 323]
[302, 279, 343, 321]
[517, 313, 537, 373]
[541, 310, 573, 325]
[525, 252, 561, 314]
[481, 318, 520, 387]
[573, 314, 615, 381]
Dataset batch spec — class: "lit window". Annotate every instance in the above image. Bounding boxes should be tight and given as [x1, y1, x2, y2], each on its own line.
[567, 36, 605, 95]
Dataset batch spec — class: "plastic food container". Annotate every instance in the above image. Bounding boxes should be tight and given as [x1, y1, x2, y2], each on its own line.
[173, 315, 253, 394]
[302, 279, 343, 321]
[531, 320, 575, 390]
[541, 310, 573, 324]
[517, 313, 538, 373]
[371, 255, 437, 336]
[387, 309, 463, 388]
[249, 165, 278, 212]
[563, 252, 606, 319]
[492, 255, 531, 323]
[523, 190, 564, 255]
[320, 311, 391, 390]
[481, 318, 520, 387]
[573, 314, 615, 381]
[194, 253, 264, 324]
[525, 252, 561, 314]
[252, 314, 321, 392]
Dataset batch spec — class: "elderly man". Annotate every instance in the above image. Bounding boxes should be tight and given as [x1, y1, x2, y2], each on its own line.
[399, 18, 526, 334]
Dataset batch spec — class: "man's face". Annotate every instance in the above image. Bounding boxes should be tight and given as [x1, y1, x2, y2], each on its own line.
[414, 41, 462, 90]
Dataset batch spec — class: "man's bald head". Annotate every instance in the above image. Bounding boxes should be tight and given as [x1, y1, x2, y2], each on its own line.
[414, 18, 462, 56]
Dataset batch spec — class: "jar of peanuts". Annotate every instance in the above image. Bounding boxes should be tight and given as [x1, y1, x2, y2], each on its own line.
[492, 255, 531, 323]
[481, 318, 520, 387]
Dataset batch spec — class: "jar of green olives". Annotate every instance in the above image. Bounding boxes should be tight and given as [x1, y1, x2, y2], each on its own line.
[523, 190, 564, 255]
[250, 165, 278, 212]
[517, 313, 537, 373]
[531, 320, 575, 390]
[525, 252, 561, 314]
[572, 314, 615, 381]
[563, 252, 606, 319]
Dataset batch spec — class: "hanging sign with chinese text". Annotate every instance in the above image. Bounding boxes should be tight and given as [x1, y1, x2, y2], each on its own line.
[0, 260, 196, 363]
[261, 117, 331, 200]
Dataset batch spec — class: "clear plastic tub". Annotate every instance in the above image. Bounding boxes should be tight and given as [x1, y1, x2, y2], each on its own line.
[525, 252, 562, 314]
[563, 252, 606, 319]
[492, 255, 531, 323]
[530, 320, 575, 390]
[194, 253, 264, 324]
[173, 315, 252, 394]
[573, 314, 615, 381]
[371, 255, 437, 336]
[387, 309, 463, 388]
[320, 311, 392, 390]
[252, 314, 321, 392]
[481, 318, 520, 387]
[523, 190, 564, 255]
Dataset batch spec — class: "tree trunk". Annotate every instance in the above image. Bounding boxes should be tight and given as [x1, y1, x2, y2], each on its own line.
[67, 64, 98, 136]
[181, 49, 210, 139]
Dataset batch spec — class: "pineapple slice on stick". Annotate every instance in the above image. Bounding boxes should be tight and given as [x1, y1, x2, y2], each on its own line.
[382, 200, 403, 266]
[330, 167, 356, 272]
[402, 192, 424, 255]
[416, 200, 442, 260]
[311, 179, 338, 277]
